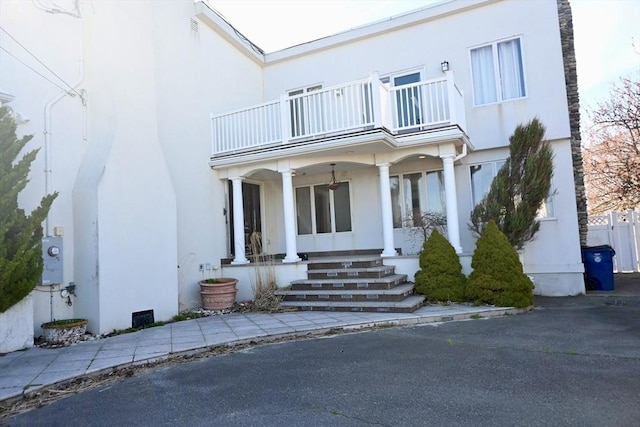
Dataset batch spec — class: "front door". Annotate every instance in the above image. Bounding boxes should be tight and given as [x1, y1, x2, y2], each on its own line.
[228, 181, 262, 256]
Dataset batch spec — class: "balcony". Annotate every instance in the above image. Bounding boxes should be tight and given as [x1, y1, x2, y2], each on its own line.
[210, 72, 466, 159]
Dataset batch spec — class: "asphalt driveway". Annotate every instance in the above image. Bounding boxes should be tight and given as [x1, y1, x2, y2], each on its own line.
[5, 294, 640, 426]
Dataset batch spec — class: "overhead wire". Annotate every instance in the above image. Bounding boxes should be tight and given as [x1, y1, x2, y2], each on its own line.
[0, 46, 69, 93]
[32, 0, 81, 18]
[0, 26, 83, 97]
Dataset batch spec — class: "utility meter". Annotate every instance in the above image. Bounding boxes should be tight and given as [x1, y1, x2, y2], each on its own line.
[42, 237, 63, 285]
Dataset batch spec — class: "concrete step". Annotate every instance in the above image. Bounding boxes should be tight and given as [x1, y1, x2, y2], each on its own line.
[307, 256, 384, 271]
[290, 274, 408, 291]
[307, 265, 396, 280]
[277, 284, 415, 302]
[280, 295, 425, 313]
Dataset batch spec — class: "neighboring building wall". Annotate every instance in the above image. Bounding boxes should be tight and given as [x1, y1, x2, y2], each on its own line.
[1, 0, 84, 332]
[1, 0, 265, 334]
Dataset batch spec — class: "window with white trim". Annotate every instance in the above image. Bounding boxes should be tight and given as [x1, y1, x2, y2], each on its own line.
[469, 161, 506, 207]
[469, 161, 554, 218]
[295, 183, 352, 235]
[471, 37, 526, 106]
[390, 170, 445, 228]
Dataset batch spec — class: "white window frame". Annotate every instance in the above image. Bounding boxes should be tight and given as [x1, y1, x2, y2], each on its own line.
[469, 161, 555, 219]
[390, 169, 446, 229]
[294, 181, 353, 235]
[470, 36, 527, 106]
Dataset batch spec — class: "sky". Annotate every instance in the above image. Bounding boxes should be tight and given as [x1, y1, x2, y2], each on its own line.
[209, 0, 640, 114]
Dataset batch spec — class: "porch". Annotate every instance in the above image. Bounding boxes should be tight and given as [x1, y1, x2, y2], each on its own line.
[209, 72, 472, 269]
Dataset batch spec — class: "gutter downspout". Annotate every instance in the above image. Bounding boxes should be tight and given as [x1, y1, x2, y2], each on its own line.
[43, 57, 85, 235]
[454, 143, 468, 162]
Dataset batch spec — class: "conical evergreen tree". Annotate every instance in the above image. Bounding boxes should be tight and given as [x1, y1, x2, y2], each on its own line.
[466, 220, 534, 308]
[414, 229, 466, 302]
[0, 106, 57, 313]
[470, 118, 554, 248]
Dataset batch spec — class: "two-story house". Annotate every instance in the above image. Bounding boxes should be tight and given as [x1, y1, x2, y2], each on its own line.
[0, 0, 585, 339]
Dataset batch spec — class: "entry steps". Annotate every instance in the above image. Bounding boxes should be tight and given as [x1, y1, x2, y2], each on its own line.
[276, 256, 424, 313]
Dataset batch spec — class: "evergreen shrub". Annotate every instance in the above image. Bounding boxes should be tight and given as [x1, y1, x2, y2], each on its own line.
[466, 221, 534, 308]
[0, 106, 57, 313]
[414, 229, 466, 302]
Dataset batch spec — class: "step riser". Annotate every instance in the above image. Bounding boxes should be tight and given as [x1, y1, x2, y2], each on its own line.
[290, 304, 422, 313]
[283, 293, 411, 303]
[307, 270, 394, 280]
[291, 283, 394, 291]
[307, 259, 383, 270]
[290, 276, 407, 291]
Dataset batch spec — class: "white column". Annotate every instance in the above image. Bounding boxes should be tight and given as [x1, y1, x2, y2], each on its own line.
[441, 155, 462, 253]
[281, 170, 301, 263]
[231, 177, 249, 264]
[378, 163, 397, 257]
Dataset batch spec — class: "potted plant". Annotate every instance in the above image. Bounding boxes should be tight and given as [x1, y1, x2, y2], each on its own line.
[41, 318, 88, 345]
[199, 278, 238, 310]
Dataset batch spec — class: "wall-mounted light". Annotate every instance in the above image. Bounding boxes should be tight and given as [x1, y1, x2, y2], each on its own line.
[441, 61, 450, 72]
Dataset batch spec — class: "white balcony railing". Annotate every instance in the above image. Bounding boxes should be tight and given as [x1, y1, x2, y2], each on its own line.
[211, 72, 465, 156]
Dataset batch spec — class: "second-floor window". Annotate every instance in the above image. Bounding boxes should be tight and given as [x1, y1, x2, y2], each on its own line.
[471, 37, 526, 106]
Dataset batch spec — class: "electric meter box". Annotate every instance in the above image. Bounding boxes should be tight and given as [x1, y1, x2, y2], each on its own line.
[42, 236, 63, 285]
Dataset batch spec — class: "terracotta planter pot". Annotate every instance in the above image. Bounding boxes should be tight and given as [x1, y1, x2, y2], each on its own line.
[199, 278, 238, 310]
[41, 318, 88, 345]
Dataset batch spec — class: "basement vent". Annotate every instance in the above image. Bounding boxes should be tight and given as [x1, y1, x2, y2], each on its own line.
[190, 18, 199, 34]
[132, 309, 154, 329]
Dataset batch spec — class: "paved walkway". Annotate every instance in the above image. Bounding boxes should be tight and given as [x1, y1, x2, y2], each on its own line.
[0, 304, 520, 403]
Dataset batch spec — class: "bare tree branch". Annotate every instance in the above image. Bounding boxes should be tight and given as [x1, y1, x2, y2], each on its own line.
[583, 73, 640, 214]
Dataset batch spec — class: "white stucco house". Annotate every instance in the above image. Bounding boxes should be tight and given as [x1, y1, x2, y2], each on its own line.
[0, 0, 586, 342]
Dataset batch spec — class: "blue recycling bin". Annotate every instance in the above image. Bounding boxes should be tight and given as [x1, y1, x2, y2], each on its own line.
[581, 246, 616, 291]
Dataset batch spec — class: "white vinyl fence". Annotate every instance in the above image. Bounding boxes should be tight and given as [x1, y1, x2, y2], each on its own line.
[587, 210, 640, 272]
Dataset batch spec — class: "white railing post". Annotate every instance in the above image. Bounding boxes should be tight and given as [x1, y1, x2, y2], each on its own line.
[279, 94, 290, 144]
[445, 70, 456, 125]
[369, 72, 383, 128]
[210, 113, 216, 156]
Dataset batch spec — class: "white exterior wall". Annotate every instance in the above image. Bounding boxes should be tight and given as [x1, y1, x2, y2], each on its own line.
[262, 0, 570, 145]
[1, 0, 264, 334]
[152, 2, 264, 311]
[256, 0, 583, 295]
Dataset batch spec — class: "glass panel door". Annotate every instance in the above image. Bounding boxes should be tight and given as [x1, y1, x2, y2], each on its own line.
[228, 181, 262, 256]
[394, 72, 422, 130]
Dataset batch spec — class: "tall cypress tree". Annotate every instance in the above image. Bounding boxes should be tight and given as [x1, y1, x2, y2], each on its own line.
[0, 106, 57, 313]
[470, 118, 554, 248]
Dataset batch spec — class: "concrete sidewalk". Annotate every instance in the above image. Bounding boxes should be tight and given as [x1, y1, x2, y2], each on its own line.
[0, 304, 520, 403]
